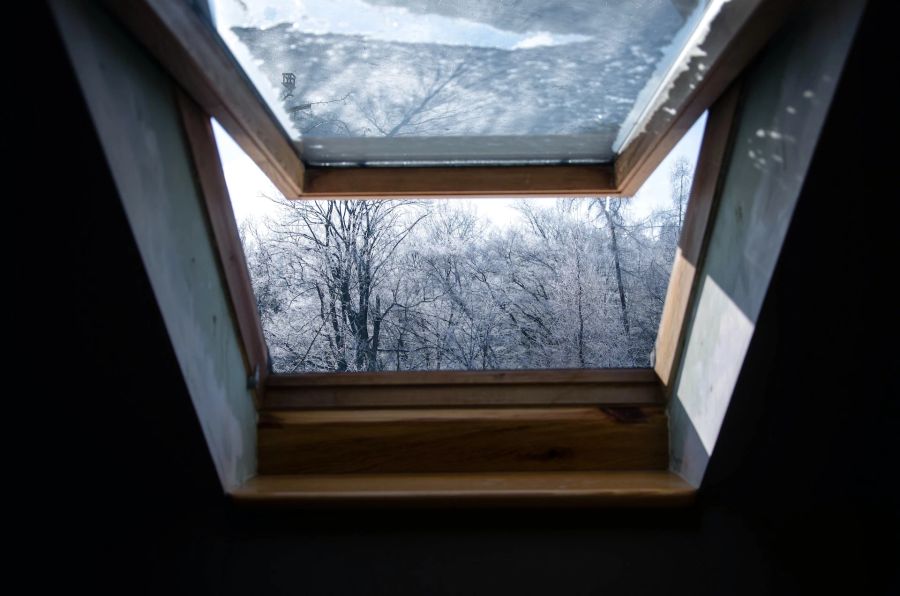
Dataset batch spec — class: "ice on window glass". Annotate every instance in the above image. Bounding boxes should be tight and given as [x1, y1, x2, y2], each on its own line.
[208, 0, 711, 165]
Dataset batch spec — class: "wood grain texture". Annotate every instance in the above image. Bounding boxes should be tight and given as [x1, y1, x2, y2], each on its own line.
[264, 369, 662, 409]
[615, 0, 794, 196]
[177, 90, 269, 404]
[230, 471, 695, 507]
[269, 368, 656, 386]
[258, 406, 668, 474]
[263, 384, 661, 409]
[654, 84, 742, 392]
[100, 0, 304, 197]
[302, 164, 616, 198]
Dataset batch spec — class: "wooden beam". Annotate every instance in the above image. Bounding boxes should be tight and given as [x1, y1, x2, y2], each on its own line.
[258, 406, 668, 475]
[101, 0, 305, 197]
[301, 164, 616, 199]
[264, 369, 662, 409]
[270, 368, 655, 386]
[230, 471, 695, 507]
[615, 0, 794, 196]
[177, 90, 269, 404]
[654, 83, 742, 392]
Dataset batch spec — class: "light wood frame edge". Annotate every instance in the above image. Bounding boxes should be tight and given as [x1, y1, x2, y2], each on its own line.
[302, 164, 617, 198]
[653, 83, 743, 393]
[176, 89, 269, 405]
[227, 471, 696, 508]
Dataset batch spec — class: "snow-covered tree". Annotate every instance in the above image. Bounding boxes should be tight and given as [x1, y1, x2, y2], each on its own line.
[245, 159, 693, 372]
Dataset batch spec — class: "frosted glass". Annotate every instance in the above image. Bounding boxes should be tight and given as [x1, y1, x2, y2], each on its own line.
[209, 0, 711, 166]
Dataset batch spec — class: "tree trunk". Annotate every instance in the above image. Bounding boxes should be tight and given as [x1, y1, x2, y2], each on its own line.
[601, 199, 630, 336]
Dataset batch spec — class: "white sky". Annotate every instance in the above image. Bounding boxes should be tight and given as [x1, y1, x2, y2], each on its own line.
[212, 111, 707, 230]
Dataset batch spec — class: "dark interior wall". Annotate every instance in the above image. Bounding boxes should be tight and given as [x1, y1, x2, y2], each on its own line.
[35, 1, 897, 594]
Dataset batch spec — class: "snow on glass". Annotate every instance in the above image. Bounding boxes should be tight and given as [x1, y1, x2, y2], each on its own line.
[208, 0, 712, 165]
[218, 114, 707, 373]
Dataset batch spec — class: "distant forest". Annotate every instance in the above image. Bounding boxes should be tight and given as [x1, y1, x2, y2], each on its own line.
[241, 158, 693, 372]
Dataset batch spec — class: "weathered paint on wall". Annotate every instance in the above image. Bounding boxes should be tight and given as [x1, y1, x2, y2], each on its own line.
[51, 0, 256, 490]
[670, 0, 865, 486]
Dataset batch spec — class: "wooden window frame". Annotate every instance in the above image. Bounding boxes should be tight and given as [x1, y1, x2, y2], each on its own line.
[216, 88, 741, 505]
[99, 0, 757, 505]
[47, 0, 855, 505]
[103, 0, 790, 200]
[166, 24, 748, 504]
[175, 78, 742, 412]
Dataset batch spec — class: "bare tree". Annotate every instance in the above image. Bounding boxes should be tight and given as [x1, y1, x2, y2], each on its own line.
[260, 199, 426, 371]
[287, 52, 482, 139]
[355, 58, 476, 137]
[243, 159, 695, 372]
[670, 156, 692, 229]
[592, 197, 630, 337]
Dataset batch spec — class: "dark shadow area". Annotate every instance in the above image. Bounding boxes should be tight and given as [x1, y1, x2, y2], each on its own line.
[29, 3, 225, 591]
[32, 1, 897, 594]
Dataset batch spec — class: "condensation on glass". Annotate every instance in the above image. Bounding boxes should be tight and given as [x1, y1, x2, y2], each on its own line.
[208, 0, 713, 166]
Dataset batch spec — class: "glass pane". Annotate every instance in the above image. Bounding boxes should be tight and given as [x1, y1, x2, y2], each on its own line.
[213, 112, 707, 372]
[208, 0, 712, 166]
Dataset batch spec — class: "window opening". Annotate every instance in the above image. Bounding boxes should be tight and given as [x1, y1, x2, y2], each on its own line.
[212, 112, 706, 373]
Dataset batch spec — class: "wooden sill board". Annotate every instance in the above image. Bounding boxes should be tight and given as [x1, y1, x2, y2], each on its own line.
[258, 406, 668, 474]
[230, 471, 695, 507]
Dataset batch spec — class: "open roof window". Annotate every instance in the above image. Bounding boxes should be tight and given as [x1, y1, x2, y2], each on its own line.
[209, 0, 713, 168]
[52, 0, 863, 503]
[213, 112, 706, 373]
[103, 0, 781, 198]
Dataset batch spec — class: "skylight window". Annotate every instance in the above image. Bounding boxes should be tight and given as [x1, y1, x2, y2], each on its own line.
[213, 112, 707, 372]
[208, 0, 714, 166]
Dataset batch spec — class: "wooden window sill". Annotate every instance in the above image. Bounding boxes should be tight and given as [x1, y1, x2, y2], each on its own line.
[229, 471, 695, 508]
[234, 371, 689, 507]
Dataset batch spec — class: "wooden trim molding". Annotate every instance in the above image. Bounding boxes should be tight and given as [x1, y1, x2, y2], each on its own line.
[230, 471, 695, 507]
[302, 164, 616, 198]
[101, 0, 305, 198]
[258, 405, 668, 475]
[653, 83, 743, 392]
[264, 369, 662, 409]
[177, 89, 269, 403]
